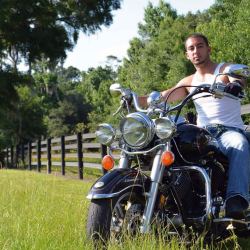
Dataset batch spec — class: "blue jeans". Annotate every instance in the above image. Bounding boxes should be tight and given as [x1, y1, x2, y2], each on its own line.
[206, 124, 250, 207]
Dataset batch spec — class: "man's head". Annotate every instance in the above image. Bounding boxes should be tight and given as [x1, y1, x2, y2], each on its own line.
[185, 33, 211, 66]
[185, 33, 209, 49]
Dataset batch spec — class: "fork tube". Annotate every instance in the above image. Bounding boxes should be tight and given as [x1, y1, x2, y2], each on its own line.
[118, 151, 129, 169]
[140, 144, 168, 233]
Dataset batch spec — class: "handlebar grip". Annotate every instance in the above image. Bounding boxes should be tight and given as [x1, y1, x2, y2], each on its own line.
[211, 82, 244, 100]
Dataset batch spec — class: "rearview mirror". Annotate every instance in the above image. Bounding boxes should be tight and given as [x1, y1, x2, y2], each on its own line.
[110, 83, 123, 97]
[224, 64, 250, 79]
[147, 91, 162, 106]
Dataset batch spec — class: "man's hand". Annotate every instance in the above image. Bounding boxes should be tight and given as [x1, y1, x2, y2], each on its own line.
[224, 80, 243, 97]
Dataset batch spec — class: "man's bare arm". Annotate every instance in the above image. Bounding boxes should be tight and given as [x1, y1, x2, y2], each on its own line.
[138, 76, 192, 108]
[161, 80, 189, 103]
[138, 82, 189, 107]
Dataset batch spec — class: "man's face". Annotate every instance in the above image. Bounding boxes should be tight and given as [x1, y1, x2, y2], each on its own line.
[185, 37, 211, 66]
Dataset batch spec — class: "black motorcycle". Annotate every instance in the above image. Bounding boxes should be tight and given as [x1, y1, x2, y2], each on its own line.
[86, 64, 250, 244]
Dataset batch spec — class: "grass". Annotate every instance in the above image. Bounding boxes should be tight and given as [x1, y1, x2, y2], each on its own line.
[39, 165, 103, 179]
[0, 169, 250, 250]
[18, 164, 103, 180]
[0, 169, 93, 250]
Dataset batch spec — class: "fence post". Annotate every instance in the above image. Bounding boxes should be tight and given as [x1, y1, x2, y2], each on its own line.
[21, 144, 25, 167]
[61, 136, 65, 176]
[101, 144, 108, 175]
[28, 142, 32, 170]
[10, 146, 14, 168]
[6, 148, 9, 168]
[77, 132, 83, 179]
[47, 138, 51, 174]
[15, 145, 19, 168]
[37, 139, 41, 172]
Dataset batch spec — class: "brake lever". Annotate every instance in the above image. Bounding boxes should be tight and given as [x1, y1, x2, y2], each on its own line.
[112, 96, 132, 116]
[113, 103, 124, 116]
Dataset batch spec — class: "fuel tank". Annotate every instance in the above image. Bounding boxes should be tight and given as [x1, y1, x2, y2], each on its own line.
[172, 123, 222, 164]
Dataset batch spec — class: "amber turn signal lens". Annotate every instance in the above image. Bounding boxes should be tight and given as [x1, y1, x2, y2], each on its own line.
[102, 155, 115, 171]
[161, 151, 175, 167]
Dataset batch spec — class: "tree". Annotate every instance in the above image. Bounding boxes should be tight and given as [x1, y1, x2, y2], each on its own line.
[46, 91, 91, 137]
[0, 0, 122, 70]
[77, 65, 118, 131]
[138, 0, 177, 40]
[0, 85, 45, 147]
[118, 4, 198, 94]
[0, 0, 122, 147]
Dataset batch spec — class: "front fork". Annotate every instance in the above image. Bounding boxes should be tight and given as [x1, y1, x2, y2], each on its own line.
[118, 151, 129, 169]
[140, 143, 169, 233]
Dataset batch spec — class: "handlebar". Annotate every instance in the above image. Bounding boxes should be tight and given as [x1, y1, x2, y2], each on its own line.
[110, 64, 249, 117]
[131, 92, 148, 113]
[132, 83, 242, 114]
[111, 81, 244, 117]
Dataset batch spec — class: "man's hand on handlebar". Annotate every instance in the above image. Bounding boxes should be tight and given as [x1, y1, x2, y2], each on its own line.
[224, 80, 244, 97]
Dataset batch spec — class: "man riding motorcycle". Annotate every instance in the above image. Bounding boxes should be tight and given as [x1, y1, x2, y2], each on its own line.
[87, 33, 250, 245]
[140, 33, 250, 219]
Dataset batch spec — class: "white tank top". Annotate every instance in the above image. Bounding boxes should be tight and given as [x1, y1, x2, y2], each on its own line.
[190, 63, 244, 129]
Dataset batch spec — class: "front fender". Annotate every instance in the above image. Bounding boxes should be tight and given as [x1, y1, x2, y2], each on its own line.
[86, 168, 151, 200]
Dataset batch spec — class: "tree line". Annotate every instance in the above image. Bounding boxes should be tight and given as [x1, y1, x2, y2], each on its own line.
[0, 0, 249, 149]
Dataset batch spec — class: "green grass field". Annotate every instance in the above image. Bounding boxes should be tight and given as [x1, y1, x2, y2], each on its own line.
[0, 169, 250, 250]
[0, 170, 93, 250]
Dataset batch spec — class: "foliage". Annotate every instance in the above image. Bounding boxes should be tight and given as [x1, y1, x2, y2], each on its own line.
[138, 0, 177, 40]
[77, 66, 118, 131]
[196, 0, 250, 106]
[0, 85, 45, 147]
[0, 0, 122, 147]
[118, 0, 250, 120]
[46, 91, 90, 137]
[119, 0, 250, 92]
[1, 0, 250, 147]
[0, 0, 122, 68]
[0, 71, 37, 147]
[118, 4, 203, 94]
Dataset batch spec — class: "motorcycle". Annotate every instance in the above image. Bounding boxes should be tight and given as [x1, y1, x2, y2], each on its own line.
[86, 64, 250, 244]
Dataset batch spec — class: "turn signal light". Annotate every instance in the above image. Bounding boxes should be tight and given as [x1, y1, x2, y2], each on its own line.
[161, 151, 175, 167]
[102, 155, 115, 171]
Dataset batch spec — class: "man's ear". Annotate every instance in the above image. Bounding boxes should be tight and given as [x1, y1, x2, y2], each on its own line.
[185, 51, 190, 60]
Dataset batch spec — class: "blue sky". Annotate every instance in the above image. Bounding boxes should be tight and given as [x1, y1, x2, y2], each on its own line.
[64, 0, 215, 71]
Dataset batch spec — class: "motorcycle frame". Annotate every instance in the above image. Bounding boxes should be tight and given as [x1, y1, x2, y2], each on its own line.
[87, 141, 213, 234]
[171, 166, 212, 228]
[140, 143, 213, 233]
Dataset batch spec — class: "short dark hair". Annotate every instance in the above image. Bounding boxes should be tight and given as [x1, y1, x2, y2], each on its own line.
[185, 33, 209, 49]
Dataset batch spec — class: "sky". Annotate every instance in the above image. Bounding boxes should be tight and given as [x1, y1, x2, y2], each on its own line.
[64, 0, 215, 71]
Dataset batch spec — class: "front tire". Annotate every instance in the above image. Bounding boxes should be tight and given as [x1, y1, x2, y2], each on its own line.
[87, 191, 145, 244]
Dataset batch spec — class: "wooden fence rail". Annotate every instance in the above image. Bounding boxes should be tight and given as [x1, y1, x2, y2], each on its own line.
[2, 132, 120, 179]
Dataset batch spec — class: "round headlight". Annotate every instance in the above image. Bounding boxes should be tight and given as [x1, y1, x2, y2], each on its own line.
[95, 123, 116, 145]
[155, 117, 176, 139]
[120, 112, 154, 149]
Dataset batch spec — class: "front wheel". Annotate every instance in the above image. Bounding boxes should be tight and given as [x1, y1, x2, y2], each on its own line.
[86, 190, 145, 244]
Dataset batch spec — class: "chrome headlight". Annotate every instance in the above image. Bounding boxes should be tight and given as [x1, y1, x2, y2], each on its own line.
[155, 117, 176, 139]
[120, 112, 154, 149]
[95, 123, 116, 145]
